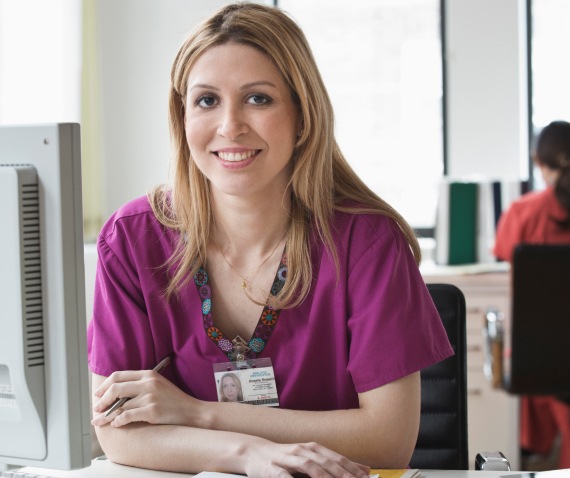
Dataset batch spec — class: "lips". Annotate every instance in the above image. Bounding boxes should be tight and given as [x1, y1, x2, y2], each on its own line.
[215, 149, 260, 162]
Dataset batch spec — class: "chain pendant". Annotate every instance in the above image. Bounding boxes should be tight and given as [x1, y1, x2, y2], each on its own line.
[232, 335, 251, 361]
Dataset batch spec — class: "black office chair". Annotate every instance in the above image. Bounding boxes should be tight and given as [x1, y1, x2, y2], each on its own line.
[410, 283, 469, 470]
[505, 244, 570, 399]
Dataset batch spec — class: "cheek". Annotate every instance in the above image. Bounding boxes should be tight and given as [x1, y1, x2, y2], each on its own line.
[184, 122, 210, 160]
[278, 111, 301, 148]
[184, 120, 199, 146]
[260, 118, 296, 156]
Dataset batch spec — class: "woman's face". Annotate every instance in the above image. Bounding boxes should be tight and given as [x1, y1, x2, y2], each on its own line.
[184, 42, 301, 202]
[222, 375, 239, 402]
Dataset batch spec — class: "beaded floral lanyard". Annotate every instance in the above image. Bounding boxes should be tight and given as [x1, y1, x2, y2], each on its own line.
[194, 251, 287, 361]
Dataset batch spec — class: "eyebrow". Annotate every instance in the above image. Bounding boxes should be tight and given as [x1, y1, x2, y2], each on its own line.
[188, 80, 278, 91]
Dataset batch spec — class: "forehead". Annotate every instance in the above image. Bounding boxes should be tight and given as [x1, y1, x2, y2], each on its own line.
[187, 42, 286, 89]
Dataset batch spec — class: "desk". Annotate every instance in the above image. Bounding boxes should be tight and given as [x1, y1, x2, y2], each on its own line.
[15, 459, 526, 478]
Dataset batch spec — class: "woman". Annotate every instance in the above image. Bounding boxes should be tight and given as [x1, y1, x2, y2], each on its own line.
[494, 121, 570, 261]
[89, 3, 452, 477]
[494, 120, 570, 469]
[219, 373, 243, 403]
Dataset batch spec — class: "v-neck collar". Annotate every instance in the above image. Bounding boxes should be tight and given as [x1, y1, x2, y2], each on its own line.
[194, 250, 287, 361]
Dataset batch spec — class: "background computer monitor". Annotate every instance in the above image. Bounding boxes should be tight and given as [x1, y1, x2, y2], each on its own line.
[0, 123, 91, 471]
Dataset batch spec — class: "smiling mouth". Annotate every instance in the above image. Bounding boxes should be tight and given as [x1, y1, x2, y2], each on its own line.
[215, 150, 260, 162]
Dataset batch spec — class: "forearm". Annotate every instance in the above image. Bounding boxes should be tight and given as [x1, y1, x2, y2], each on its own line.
[95, 421, 371, 478]
[91, 372, 417, 472]
[200, 404, 411, 467]
[194, 373, 420, 468]
[95, 422, 252, 474]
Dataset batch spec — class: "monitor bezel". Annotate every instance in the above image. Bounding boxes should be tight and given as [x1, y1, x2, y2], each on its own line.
[0, 123, 91, 470]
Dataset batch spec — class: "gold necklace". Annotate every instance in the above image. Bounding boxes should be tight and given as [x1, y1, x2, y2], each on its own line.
[219, 234, 286, 305]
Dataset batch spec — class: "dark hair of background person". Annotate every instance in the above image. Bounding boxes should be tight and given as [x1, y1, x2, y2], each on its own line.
[535, 120, 570, 228]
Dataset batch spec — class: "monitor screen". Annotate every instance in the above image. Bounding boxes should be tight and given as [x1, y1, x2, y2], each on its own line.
[0, 123, 91, 471]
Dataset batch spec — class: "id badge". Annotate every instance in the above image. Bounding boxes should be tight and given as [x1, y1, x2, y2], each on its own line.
[213, 357, 279, 406]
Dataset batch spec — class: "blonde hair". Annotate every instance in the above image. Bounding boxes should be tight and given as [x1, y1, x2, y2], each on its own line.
[218, 373, 244, 402]
[150, 2, 420, 308]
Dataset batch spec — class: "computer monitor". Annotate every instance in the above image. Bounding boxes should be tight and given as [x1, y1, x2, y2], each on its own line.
[0, 123, 91, 471]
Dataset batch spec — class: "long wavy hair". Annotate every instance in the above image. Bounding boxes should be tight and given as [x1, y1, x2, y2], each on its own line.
[534, 120, 570, 228]
[218, 373, 244, 403]
[150, 2, 421, 308]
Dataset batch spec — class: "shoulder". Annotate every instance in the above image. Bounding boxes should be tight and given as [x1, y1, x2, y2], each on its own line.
[99, 195, 159, 241]
[505, 188, 553, 220]
[97, 195, 177, 263]
[512, 188, 550, 207]
[330, 206, 409, 267]
[332, 205, 403, 243]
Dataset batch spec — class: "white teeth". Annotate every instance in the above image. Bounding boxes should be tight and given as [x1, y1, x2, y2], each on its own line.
[217, 150, 256, 162]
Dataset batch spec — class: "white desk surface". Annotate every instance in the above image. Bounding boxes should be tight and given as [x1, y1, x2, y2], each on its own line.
[15, 459, 530, 478]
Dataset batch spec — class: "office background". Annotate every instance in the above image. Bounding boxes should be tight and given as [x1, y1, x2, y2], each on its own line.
[2, 0, 570, 470]
[2, 0, 568, 241]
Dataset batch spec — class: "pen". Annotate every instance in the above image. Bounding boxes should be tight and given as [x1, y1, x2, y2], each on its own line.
[104, 356, 171, 417]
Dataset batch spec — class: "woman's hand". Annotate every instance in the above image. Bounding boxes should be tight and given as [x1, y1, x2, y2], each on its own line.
[91, 369, 198, 428]
[243, 440, 371, 478]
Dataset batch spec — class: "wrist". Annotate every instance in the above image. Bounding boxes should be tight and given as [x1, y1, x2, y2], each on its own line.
[239, 435, 269, 475]
[191, 399, 214, 429]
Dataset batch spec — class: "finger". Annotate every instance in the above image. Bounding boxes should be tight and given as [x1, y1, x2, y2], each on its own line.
[307, 443, 370, 477]
[276, 445, 335, 478]
[324, 448, 370, 478]
[290, 443, 369, 478]
[91, 406, 120, 427]
[94, 370, 153, 397]
[92, 393, 142, 427]
[110, 403, 160, 428]
[93, 380, 143, 413]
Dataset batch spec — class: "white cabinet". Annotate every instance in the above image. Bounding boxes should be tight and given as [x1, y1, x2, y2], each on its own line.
[422, 265, 520, 470]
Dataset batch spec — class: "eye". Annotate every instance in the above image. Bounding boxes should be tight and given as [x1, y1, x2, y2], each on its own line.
[247, 94, 272, 106]
[195, 94, 218, 108]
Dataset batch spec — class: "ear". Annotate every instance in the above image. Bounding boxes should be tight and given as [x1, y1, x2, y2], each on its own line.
[296, 114, 304, 138]
[181, 94, 188, 128]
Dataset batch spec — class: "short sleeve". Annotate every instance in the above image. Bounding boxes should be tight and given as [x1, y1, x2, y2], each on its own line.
[87, 233, 155, 377]
[346, 220, 453, 392]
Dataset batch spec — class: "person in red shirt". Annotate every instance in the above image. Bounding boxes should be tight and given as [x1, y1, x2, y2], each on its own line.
[494, 120, 570, 469]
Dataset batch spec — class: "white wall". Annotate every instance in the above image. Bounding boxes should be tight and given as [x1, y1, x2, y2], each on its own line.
[94, 0, 230, 219]
[444, 0, 529, 180]
[0, 0, 81, 125]
[94, 0, 530, 220]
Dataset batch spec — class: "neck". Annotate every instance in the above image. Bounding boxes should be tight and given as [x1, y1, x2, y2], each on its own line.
[209, 189, 291, 308]
[211, 190, 291, 255]
[539, 164, 560, 186]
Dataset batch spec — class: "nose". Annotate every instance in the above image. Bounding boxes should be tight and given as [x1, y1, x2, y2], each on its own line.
[217, 104, 248, 139]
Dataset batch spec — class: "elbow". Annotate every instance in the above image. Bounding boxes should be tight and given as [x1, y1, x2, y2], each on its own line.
[93, 424, 136, 466]
[93, 425, 118, 463]
[362, 416, 419, 468]
[365, 440, 415, 469]
[383, 442, 416, 469]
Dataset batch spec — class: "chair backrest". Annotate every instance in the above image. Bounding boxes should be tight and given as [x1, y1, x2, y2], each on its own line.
[506, 244, 570, 397]
[410, 283, 469, 470]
